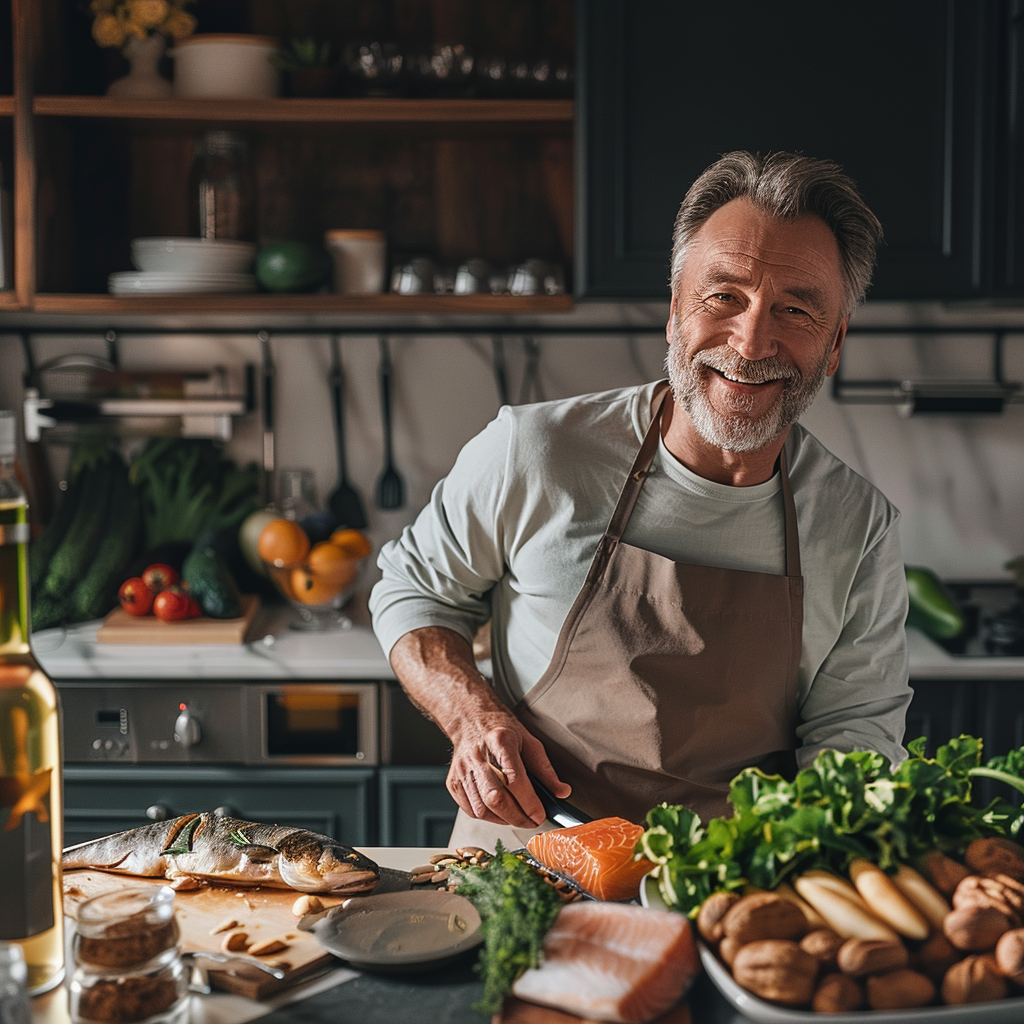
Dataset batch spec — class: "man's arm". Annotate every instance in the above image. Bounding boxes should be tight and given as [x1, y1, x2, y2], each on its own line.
[389, 625, 571, 829]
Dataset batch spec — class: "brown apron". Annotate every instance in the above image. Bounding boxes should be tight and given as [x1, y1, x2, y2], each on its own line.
[448, 383, 802, 851]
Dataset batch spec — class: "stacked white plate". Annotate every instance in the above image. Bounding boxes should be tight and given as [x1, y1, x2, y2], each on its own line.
[109, 237, 258, 294]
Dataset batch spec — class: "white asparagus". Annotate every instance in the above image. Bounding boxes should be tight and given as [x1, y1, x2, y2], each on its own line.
[798, 869, 873, 911]
[793, 876, 901, 942]
[848, 858, 930, 940]
[774, 881, 828, 930]
[891, 863, 953, 931]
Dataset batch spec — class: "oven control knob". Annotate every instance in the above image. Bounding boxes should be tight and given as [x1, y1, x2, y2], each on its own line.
[173, 707, 201, 747]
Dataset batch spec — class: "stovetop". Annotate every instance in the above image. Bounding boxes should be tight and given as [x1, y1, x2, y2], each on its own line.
[936, 581, 1024, 657]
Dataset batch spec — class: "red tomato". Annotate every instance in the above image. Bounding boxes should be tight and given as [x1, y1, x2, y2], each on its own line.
[141, 563, 179, 593]
[152, 586, 201, 622]
[118, 577, 153, 616]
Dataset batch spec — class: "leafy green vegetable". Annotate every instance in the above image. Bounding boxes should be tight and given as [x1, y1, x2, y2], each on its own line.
[451, 843, 562, 1016]
[638, 735, 1024, 917]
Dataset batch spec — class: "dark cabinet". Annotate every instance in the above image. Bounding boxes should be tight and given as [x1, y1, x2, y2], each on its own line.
[578, 0, 1011, 302]
[378, 767, 458, 848]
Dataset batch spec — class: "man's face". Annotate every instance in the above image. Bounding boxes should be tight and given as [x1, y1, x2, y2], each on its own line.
[666, 198, 848, 453]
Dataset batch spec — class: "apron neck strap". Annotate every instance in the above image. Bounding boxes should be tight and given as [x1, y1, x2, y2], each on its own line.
[607, 381, 803, 578]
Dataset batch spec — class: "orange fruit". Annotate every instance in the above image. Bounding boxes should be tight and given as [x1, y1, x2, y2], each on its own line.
[290, 561, 359, 605]
[257, 518, 311, 568]
[306, 541, 358, 584]
[329, 528, 372, 560]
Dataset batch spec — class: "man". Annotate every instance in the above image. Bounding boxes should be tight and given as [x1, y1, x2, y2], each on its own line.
[369, 151, 912, 850]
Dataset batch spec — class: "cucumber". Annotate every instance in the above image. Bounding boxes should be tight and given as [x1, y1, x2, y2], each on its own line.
[182, 537, 243, 619]
[40, 452, 118, 601]
[69, 460, 142, 622]
[30, 470, 84, 594]
[905, 566, 967, 640]
[31, 590, 70, 633]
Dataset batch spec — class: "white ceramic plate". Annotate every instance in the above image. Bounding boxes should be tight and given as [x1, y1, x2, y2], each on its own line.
[108, 271, 257, 294]
[641, 874, 1024, 1023]
[131, 237, 256, 273]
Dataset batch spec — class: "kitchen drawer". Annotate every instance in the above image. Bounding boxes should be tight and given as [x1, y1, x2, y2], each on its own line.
[63, 765, 375, 847]
[378, 767, 457, 848]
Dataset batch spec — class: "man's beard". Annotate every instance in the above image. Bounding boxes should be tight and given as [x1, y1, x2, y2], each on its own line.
[665, 326, 832, 453]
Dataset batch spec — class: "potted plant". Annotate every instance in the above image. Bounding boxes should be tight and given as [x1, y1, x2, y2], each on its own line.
[271, 37, 341, 97]
[89, 0, 197, 97]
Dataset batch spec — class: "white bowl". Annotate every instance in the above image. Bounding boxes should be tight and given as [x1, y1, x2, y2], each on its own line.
[109, 271, 257, 295]
[131, 237, 256, 274]
[170, 34, 279, 99]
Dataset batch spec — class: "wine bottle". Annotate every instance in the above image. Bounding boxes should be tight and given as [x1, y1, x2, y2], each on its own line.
[0, 410, 64, 994]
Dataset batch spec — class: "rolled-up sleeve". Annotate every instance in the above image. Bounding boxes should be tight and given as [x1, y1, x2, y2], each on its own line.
[369, 410, 514, 661]
[796, 516, 912, 769]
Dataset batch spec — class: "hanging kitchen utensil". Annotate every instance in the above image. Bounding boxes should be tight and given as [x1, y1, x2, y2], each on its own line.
[374, 336, 405, 510]
[259, 331, 275, 504]
[326, 336, 367, 529]
[518, 336, 545, 404]
[491, 336, 510, 407]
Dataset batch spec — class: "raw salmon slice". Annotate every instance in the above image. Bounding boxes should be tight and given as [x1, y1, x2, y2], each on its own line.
[510, 900, 699, 1024]
[527, 817, 653, 901]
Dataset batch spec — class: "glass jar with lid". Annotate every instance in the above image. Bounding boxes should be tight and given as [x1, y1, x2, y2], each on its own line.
[69, 886, 189, 1024]
[187, 130, 256, 242]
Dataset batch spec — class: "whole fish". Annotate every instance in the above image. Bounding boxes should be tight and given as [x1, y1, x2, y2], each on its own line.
[62, 812, 380, 894]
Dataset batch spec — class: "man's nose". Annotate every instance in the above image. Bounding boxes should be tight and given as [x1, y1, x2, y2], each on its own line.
[728, 303, 778, 360]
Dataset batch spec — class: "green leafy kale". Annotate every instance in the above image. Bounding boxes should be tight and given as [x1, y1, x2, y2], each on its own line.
[638, 735, 1024, 917]
[451, 843, 562, 1016]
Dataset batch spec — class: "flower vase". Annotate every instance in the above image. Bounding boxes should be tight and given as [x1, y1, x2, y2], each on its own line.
[107, 34, 172, 98]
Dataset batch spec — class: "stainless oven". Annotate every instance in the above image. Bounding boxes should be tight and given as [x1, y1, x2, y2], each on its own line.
[59, 680, 379, 766]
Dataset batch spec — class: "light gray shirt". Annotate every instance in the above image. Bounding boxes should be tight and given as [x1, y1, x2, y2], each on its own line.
[370, 382, 912, 769]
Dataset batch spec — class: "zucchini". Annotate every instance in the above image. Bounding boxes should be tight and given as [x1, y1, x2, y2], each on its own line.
[69, 460, 142, 622]
[40, 452, 118, 602]
[905, 566, 966, 640]
[30, 470, 84, 594]
[182, 536, 243, 619]
[31, 590, 70, 633]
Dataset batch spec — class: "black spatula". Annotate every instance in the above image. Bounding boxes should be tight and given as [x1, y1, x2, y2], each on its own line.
[326, 336, 368, 529]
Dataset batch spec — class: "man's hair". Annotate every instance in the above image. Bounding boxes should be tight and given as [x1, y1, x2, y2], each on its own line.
[670, 151, 884, 317]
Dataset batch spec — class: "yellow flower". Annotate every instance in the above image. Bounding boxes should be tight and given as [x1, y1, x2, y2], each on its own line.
[159, 9, 196, 40]
[91, 13, 127, 48]
[125, 0, 169, 29]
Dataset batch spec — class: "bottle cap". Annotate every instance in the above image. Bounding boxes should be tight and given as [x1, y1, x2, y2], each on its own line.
[0, 410, 14, 457]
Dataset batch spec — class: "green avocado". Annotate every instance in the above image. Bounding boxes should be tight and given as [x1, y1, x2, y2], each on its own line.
[182, 538, 243, 619]
[255, 241, 329, 293]
[905, 566, 967, 640]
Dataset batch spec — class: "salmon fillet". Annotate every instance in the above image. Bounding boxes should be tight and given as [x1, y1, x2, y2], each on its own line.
[510, 900, 699, 1024]
[527, 818, 653, 901]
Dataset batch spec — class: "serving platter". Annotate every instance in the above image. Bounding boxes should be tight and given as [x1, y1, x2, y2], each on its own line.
[642, 875, 1024, 1024]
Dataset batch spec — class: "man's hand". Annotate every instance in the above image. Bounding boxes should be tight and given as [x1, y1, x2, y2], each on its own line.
[447, 709, 571, 828]
[389, 625, 571, 828]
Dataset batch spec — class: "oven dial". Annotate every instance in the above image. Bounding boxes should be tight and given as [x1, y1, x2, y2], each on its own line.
[173, 707, 201, 748]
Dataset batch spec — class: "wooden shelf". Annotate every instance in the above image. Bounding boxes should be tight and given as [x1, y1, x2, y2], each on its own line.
[0, 97, 13, 116]
[32, 96, 573, 127]
[29, 292, 574, 316]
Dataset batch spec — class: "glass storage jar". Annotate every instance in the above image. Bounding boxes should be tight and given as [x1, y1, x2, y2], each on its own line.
[69, 887, 189, 1024]
[187, 130, 256, 242]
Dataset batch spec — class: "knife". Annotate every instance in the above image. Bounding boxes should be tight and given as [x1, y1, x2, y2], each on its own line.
[527, 774, 592, 828]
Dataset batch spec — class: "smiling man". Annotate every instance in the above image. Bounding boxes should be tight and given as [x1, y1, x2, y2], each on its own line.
[370, 151, 912, 852]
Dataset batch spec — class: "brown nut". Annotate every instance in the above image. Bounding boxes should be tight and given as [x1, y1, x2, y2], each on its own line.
[722, 892, 807, 945]
[965, 838, 1024, 883]
[952, 875, 1024, 926]
[994, 927, 1024, 984]
[919, 851, 971, 897]
[697, 892, 741, 944]
[220, 931, 249, 953]
[169, 876, 202, 891]
[291, 895, 324, 918]
[944, 903, 1013, 951]
[915, 930, 964, 982]
[835, 937, 909, 978]
[811, 972, 864, 1014]
[799, 929, 844, 970]
[731, 939, 819, 1007]
[248, 937, 289, 957]
[718, 935, 743, 967]
[865, 968, 936, 1010]
[941, 953, 1009, 1005]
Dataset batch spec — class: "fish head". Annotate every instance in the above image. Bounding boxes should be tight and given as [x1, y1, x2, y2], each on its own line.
[277, 840, 380, 894]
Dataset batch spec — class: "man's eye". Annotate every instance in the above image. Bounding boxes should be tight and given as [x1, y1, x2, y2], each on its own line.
[784, 306, 808, 315]
[709, 293, 734, 302]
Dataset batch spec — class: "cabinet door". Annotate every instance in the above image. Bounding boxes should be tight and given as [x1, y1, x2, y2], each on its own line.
[578, 0, 994, 300]
[378, 767, 457, 849]
[976, 679, 1024, 806]
[64, 766, 375, 846]
[905, 679, 973, 753]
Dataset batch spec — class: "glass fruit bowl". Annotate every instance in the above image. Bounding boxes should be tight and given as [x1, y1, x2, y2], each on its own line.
[257, 519, 371, 631]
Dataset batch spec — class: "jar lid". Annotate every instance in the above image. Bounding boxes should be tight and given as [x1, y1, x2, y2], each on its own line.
[324, 230, 386, 242]
[176, 34, 278, 48]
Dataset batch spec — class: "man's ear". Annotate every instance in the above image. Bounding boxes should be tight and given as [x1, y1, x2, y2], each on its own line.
[666, 291, 677, 347]
[825, 317, 849, 377]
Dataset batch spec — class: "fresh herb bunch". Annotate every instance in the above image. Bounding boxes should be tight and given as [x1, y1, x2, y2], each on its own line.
[451, 842, 562, 1016]
[638, 735, 1024, 917]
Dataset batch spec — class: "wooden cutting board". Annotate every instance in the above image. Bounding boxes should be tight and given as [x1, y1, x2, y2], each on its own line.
[96, 594, 260, 645]
[63, 869, 348, 999]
